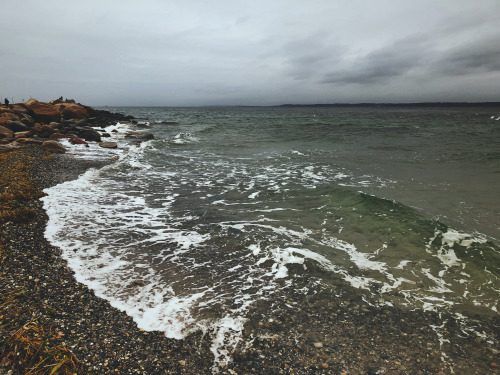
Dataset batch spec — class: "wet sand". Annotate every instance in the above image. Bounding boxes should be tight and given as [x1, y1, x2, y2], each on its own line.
[1, 146, 499, 374]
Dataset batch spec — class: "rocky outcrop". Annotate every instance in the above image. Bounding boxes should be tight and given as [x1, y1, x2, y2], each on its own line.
[25, 99, 62, 123]
[0, 97, 135, 155]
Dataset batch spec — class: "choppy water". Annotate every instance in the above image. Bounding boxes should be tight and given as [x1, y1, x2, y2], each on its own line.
[42, 106, 500, 367]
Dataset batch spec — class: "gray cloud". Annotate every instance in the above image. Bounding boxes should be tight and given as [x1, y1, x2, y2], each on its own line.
[321, 37, 429, 85]
[1, 0, 500, 105]
[434, 36, 500, 76]
[282, 34, 346, 80]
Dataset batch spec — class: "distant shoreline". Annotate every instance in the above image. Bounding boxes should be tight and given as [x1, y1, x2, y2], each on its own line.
[277, 102, 500, 108]
[92, 102, 500, 109]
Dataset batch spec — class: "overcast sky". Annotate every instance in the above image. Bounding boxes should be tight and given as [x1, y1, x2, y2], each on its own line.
[1, 0, 500, 106]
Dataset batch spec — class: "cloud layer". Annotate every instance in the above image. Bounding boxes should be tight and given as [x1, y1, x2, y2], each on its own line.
[1, 0, 499, 105]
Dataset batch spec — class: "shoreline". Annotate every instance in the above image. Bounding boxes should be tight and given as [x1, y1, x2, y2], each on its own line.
[1, 149, 498, 375]
[1, 102, 499, 374]
[0, 146, 215, 374]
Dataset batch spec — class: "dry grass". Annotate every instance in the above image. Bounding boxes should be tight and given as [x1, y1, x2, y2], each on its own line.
[0, 150, 46, 223]
[0, 149, 80, 374]
[0, 290, 79, 374]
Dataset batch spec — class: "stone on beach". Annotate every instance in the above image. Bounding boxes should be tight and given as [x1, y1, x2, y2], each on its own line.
[4, 120, 29, 132]
[15, 131, 32, 139]
[69, 137, 89, 146]
[76, 127, 102, 142]
[99, 141, 118, 149]
[0, 125, 14, 139]
[42, 140, 67, 153]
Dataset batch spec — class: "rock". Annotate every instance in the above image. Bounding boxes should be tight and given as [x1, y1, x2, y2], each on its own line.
[15, 131, 32, 139]
[42, 140, 66, 153]
[0, 111, 19, 121]
[49, 98, 65, 105]
[25, 98, 62, 123]
[19, 114, 35, 126]
[99, 142, 118, 149]
[49, 133, 67, 139]
[69, 137, 89, 146]
[55, 103, 90, 119]
[130, 280, 146, 287]
[77, 128, 101, 142]
[25, 98, 39, 106]
[5, 120, 29, 132]
[0, 117, 10, 126]
[0, 144, 20, 153]
[75, 119, 90, 127]
[313, 342, 323, 348]
[20, 138, 43, 145]
[0, 125, 14, 139]
[31, 124, 54, 138]
[139, 133, 155, 140]
[10, 104, 29, 115]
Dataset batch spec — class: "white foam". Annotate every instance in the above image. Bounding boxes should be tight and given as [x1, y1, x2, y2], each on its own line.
[171, 132, 199, 144]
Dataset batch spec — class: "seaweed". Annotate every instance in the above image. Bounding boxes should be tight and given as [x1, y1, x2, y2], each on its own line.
[0, 149, 80, 374]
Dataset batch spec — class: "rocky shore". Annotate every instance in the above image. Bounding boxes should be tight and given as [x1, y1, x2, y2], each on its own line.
[1, 100, 499, 374]
[0, 98, 148, 154]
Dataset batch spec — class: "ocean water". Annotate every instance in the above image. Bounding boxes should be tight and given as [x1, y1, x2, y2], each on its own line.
[42, 106, 500, 367]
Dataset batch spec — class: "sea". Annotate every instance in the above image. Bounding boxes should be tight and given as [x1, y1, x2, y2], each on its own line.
[41, 105, 500, 367]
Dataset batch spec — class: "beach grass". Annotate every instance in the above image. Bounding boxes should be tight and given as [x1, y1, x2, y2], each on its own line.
[0, 148, 79, 374]
[0, 150, 47, 223]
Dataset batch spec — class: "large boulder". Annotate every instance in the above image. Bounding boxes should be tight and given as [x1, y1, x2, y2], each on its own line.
[25, 98, 61, 123]
[54, 103, 90, 119]
[24, 98, 39, 106]
[77, 127, 101, 142]
[11, 104, 29, 115]
[5, 121, 29, 132]
[42, 140, 66, 153]
[0, 125, 14, 139]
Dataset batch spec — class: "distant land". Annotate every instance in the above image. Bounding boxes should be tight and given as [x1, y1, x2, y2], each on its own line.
[277, 102, 500, 108]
